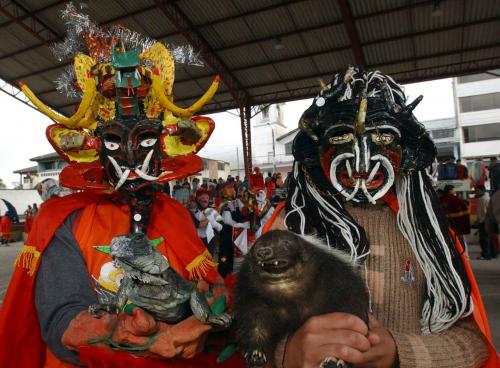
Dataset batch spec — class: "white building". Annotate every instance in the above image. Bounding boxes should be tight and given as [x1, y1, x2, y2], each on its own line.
[420, 117, 460, 160]
[453, 70, 500, 159]
[251, 103, 294, 176]
[14, 152, 66, 189]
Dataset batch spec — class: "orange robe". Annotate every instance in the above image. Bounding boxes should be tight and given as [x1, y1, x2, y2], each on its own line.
[0, 192, 244, 368]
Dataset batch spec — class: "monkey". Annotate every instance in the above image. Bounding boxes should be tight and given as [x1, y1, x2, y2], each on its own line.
[234, 230, 369, 367]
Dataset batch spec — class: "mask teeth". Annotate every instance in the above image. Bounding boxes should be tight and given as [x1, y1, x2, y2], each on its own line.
[366, 161, 381, 184]
[141, 149, 154, 173]
[135, 168, 160, 181]
[114, 169, 130, 190]
[108, 155, 123, 177]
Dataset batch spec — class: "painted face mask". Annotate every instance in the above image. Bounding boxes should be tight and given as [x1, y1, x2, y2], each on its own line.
[294, 67, 435, 204]
[97, 119, 163, 192]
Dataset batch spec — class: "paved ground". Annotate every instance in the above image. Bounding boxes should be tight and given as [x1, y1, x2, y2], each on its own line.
[0, 241, 499, 351]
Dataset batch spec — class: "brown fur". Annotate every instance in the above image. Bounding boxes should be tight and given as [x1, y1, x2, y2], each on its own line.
[234, 230, 369, 366]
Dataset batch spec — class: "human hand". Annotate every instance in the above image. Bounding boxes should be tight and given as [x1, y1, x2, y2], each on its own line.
[283, 313, 372, 368]
[62, 308, 159, 351]
[353, 314, 398, 368]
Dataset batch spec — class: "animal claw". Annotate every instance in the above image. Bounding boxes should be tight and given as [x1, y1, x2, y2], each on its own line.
[244, 349, 267, 366]
[320, 357, 348, 368]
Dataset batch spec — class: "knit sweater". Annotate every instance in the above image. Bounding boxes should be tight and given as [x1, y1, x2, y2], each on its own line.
[270, 203, 489, 368]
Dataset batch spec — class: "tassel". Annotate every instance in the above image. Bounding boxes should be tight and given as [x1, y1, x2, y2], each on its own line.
[186, 249, 217, 281]
[13, 245, 41, 276]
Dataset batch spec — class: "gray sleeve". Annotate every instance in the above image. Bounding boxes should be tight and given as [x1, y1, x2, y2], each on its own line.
[35, 212, 98, 366]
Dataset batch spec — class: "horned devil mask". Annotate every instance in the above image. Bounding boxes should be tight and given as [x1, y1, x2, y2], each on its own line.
[295, 68, 435, 204]
[286, 67, 471, 335]
[21, 4, 218, 195]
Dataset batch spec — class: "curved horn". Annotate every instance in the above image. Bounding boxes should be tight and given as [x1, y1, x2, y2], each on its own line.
[152, 74, 219, 118]
[19, 77, 96, 128]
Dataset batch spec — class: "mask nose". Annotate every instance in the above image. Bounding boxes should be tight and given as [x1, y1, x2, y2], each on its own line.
[354, 135, 370, 176]
[255, 247, 273, 261]
[126, 140, 136, 167]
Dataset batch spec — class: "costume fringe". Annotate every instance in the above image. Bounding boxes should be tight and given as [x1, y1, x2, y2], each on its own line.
[186, 249, 216, 281]
[13, 245, 41, 276]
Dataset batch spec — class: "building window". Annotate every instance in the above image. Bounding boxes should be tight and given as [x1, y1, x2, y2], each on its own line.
[202, 158, 209, 170]
[463, 123, 500, 143]
[285, 142, 293, 155]
[457, 69, 500, 84]
[458, 92, 500, 113]
[431, 129, 455, 139]
[217, 162, 225, 171]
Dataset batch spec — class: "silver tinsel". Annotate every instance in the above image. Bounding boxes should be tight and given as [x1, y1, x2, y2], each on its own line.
[52, 2, 205, 97]
[168, 44, 204, 67]
[55, 65, 82, 98]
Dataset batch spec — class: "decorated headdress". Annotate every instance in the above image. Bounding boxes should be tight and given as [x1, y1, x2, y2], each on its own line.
[286, 66, 471, 334]
[20, 3, 217, 191]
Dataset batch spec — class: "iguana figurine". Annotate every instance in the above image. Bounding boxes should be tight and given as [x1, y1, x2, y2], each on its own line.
[89, 233, 231, 329]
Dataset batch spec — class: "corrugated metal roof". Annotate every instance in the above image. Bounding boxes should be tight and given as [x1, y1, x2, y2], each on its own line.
[0, 0, 498, 117]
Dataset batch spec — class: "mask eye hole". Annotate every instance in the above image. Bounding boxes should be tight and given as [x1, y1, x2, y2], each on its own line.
[139, 137, 157, 148]
[137, 132, 158, 148]
[329, 133, 353, 145]
[103, 133, 121, 151]
[371, 132, 394, 145]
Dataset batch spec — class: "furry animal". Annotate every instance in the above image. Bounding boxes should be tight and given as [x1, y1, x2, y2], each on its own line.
[234, 230, 369, 367]
[89, 233, 231, 329]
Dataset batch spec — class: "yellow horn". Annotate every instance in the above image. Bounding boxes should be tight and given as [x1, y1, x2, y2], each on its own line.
[152, 74, 219, 118]
[19, 77, 96, 128]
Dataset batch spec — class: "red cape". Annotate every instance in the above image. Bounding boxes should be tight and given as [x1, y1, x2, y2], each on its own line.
[0, 192, 243, 368]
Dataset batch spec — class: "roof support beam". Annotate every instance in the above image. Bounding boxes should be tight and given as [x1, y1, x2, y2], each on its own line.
[153, 0, 248, 105]
[337, 0, 366, 66]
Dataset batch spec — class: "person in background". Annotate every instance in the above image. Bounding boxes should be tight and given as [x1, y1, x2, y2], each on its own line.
[24, 205, 34, 235]
[32, 203, 39, 216]
[488, 157, 500, 193]
[485, 188, 500, 258]
[191, 177, 200, 192]
[173, 181, 191, 206]
[474, 185, 495, 260]
[457, 159, 469, 180]
[190, 189, 223, 258]
[0, 211, 12, 245]
[275, 172, 284, 188]
[439, 184, 471, 256]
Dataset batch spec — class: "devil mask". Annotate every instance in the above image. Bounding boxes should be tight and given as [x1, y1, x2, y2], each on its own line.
[96, 119, 163, 192]
[294, 67, 436, 204]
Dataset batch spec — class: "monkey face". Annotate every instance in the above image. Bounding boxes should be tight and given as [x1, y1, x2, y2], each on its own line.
[250, 230, 306, 281]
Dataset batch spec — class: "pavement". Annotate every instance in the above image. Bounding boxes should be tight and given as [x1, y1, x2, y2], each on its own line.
[0, 240, 499, 351]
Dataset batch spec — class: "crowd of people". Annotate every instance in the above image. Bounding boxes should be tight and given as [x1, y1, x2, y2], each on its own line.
[437, 157, 500, 260]
[166, 170, 290, 276]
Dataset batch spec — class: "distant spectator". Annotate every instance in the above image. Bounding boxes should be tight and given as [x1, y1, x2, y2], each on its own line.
[474, 185, 495, 260]
[488, 157, 500, 193]
[275, 173, 284, 188]
[0, 212, 11, 245]
[172, 181, 191, 206]
[441, 157, 458, 180]
[456, 159, 468, 180]
[32, 203, 39, 216]
[191, 177, 200, 192]
[24, 205, 34, 234]
[439, 184, 471, 254]
[485, 189, 500, 257]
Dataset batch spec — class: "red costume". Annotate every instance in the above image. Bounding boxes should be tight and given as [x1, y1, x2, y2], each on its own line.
[0, 192, 244, 368]
[1, 215, 11, 243]
[439, 192, 471, 235]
